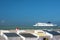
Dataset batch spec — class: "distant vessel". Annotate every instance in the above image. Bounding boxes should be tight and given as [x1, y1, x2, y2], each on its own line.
[33, 22, 57, 26]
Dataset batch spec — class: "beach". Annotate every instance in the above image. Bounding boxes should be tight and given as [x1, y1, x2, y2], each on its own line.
[0, 30, 15, 40]
[0, 29, 35, 40]
[0, 29, 60, 40]
[0, 35, 6, 40]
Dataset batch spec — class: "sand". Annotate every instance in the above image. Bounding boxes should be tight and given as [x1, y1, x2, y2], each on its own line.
[0, 29, 60, 40]
[0, 30, 17, 40]
[0, 29, 35, 40]
[0, 35, 5, 40]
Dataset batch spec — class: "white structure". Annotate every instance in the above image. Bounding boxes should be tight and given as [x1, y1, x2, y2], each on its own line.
[44, 30, 60, 40]
[16, 30, 26, 34]
[33, 22, 57, 26]
[0, 30, 10, 35]
[34, 30, 45, 33]
[19, 33, 38, 40]
[2, 33, 20, 40]
[33, 30, 51, 40]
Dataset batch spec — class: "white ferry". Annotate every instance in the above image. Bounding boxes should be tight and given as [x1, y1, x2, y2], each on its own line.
[33, 22, 57, 26]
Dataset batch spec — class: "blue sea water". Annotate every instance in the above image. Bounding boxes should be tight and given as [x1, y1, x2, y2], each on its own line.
[0, 25, 60, 30]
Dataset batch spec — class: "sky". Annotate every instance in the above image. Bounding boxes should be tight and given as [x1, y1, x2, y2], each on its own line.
[0, 0, 60, 26]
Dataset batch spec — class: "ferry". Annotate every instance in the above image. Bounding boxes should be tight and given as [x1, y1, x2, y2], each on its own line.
[33, 22, 57, 26]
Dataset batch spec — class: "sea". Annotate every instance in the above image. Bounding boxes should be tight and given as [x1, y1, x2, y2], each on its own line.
[0, 25, 60, 30]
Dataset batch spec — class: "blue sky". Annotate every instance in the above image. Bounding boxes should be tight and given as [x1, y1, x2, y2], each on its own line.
[0, 0, 60, 25]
